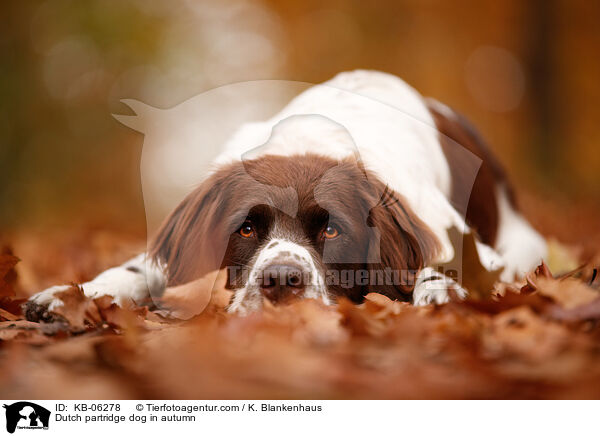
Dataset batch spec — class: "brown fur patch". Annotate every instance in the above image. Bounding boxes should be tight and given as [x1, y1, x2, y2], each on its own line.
[427, 99, 516, 247]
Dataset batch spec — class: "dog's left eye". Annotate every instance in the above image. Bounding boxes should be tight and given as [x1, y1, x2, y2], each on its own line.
[238, 221, 255, 238]
[322, 224, 340, 239]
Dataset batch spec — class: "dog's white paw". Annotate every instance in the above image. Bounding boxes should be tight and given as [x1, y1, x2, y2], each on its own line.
[23, 285, 73, 322]
[24, 254, 167, 322]
[29, 285, 70, 310]
[412, 267, 468, 306]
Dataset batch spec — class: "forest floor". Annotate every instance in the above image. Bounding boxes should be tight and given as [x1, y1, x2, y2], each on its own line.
[1, 194, 600, 399]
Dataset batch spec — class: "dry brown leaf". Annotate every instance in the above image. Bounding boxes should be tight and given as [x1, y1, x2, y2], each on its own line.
[0, 251, 19, 298]
[0, 320, 48, 343]
[364, 292, 407, 316]
[337, 297, 388, 337]
[545, 297, 600, 322]
[160, 268, 230, 319]
[94, 295, 148, 331]
[52, 285, 100, 331]
[485, 306, 570, 361]
[284, 299, 348, 346]
[520, 260, 553, 294]
[0, 307, 20, 321]
[536, 277, 599, 309]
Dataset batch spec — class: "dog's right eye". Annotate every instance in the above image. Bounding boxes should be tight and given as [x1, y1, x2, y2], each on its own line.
[322, 224, 341, 240]
[238, 221, 255, 238]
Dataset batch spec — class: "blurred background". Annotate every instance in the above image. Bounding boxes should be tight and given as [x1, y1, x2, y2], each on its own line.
[2, 0, 599, 249]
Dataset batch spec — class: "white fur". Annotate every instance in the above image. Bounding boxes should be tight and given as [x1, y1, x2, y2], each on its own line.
[494, 187, 547, 281]
[412, 267, 468, 306]
[29, 254, 166, 310]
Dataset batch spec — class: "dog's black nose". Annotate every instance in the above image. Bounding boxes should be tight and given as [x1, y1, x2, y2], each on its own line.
[260, 263, 306, 303]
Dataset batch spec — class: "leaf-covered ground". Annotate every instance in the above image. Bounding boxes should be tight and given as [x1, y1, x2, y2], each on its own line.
[1, 227, 600, 399]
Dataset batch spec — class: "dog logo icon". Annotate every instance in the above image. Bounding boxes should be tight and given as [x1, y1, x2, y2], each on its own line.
[3, 402, 50, 433]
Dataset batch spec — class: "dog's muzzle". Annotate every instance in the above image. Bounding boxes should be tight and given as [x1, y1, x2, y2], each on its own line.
[259, 262, 309, 303]
[228, 238, 330, 314]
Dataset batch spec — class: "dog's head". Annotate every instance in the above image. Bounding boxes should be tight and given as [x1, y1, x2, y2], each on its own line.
[150, 153, 439, 312]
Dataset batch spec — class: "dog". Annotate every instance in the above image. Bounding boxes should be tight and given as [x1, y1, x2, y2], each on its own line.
[26, 70, 547, 317]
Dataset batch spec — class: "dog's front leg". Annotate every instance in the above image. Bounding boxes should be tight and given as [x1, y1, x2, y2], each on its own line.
[24, 254, 166, 321]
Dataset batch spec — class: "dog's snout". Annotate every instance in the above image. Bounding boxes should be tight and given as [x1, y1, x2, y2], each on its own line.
[260, 263, 306, 303]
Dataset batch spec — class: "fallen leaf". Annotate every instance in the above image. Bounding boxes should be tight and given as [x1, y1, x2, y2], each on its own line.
[160, 268, 230, 319]
[546, 238, 580, 275]
[536, 277, 599, 309]
[0, 251, 19, 298]
[545, 297, 600, 322]
[520, 260, 553, 294]
[52, 285, 101, 331]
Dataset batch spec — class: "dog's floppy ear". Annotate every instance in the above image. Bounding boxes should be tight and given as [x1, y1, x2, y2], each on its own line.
[366, 182, 440, 298]
[150, 165, 243, 285]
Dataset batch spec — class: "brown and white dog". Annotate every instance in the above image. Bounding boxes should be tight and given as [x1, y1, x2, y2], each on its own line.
[28, 70, 547, 316]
